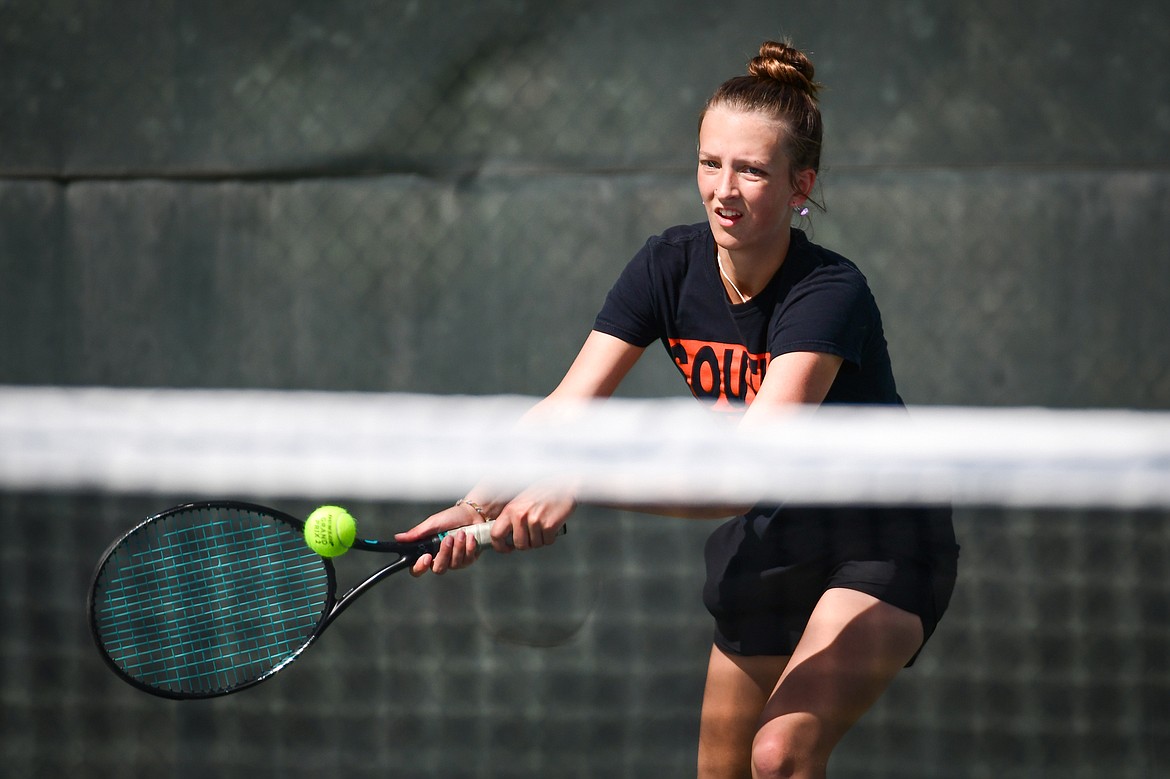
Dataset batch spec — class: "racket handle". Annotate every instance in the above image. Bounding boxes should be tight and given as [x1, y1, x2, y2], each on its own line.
[438, 520, 566, 549]
[439, 521, 495, 547]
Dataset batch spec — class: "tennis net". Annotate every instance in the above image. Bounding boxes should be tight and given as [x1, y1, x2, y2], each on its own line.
[2, 385, 1168, 779]
[3, 385, 1169, 507]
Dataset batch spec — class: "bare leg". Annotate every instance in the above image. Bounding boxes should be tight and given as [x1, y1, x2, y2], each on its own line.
[751, 588, 924, 779]
[697, 646, 790, 778]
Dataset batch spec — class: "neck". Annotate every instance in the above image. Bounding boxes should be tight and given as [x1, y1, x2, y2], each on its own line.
[717, 252, 751, 302]
[716, 231, 792, 302]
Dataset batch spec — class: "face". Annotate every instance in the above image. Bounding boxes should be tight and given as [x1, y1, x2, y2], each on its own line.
[697, 105, 815, 255]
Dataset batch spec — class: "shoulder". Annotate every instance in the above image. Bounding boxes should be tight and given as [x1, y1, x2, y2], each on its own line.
[789, 230, 867, 284]
[648, 222, 711, 247]
[595, 224, 714, 346]
[615, 223, 712, 290]
[639, 223, 712, 262]
[783, 230, 873, 301]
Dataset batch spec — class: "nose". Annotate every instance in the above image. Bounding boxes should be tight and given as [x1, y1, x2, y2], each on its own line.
[713, 170, 737, 200]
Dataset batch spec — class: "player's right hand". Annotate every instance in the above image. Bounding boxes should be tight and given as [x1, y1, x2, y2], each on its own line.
[396, 504, 484, 577]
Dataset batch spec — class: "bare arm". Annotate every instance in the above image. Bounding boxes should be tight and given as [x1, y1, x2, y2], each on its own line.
[481, 348, 845, 523]
[538, 346, 839, 519]
[396, 331, 646, 570]
[743, 350, 843, 421]
[400, 339, 845, 571]
[540, 330, 647, 402]
[610, 350, 846, 520]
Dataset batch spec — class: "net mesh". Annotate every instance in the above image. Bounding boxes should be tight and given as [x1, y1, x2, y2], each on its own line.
[3, 388, 1170, 778]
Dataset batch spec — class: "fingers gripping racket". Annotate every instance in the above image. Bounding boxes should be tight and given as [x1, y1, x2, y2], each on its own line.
[87, 500, 554, 699]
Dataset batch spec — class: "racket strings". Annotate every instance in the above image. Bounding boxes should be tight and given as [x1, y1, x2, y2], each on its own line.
[93, 506, 331, 696]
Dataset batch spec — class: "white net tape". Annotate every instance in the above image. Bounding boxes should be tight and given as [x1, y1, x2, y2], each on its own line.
[2, 386, 1169, 507]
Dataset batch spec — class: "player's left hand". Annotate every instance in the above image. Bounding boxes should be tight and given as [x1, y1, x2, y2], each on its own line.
[489, 487, 576, 553]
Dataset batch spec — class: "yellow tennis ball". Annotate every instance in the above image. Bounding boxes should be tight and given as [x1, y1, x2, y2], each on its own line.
[304, 505, 356, 558]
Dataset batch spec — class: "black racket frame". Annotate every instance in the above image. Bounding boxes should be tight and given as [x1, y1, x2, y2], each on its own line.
[87, 500, 447, 699]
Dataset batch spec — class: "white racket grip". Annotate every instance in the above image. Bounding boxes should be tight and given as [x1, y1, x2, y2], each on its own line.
[440, 520, 566, 550]
[459, 520, 496, 547]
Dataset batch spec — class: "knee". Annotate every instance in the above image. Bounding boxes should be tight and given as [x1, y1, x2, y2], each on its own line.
[751, 715, 829, 779]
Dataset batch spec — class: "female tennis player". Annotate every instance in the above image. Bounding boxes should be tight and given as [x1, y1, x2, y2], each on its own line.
[397, 40, 959, 779]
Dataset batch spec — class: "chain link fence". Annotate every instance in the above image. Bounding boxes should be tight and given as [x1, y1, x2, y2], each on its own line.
[3, 1, 1170, 776]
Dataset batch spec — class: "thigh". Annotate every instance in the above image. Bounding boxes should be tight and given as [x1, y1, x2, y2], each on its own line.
[757, 588, 924, 755]
[697, 644, 790, 779]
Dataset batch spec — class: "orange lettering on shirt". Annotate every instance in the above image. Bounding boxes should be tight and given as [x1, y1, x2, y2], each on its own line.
[667, 338, 770, 409]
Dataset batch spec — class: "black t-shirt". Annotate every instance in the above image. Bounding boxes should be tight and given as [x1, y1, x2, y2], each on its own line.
[595, 224, 958, 656]
[594, 223, 901, 408]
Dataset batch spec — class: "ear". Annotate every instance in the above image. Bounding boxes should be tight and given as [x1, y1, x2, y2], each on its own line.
[792, 168, 817, 204]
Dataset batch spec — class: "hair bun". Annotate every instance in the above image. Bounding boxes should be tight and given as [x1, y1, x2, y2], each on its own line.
[747, 40, 820, 98]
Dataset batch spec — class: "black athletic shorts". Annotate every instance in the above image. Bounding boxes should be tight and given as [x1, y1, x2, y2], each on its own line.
[702, 504, 959, 665]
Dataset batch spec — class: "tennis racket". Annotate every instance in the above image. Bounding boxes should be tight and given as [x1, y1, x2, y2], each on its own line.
[88, 500, 560, 699]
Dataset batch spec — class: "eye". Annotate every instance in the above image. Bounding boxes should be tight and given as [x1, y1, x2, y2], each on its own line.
[742, 166, 767, 178]
[699, 159, 720, 169]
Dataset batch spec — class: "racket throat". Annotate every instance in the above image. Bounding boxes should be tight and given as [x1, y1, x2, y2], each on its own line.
[322, 554, 414, 630]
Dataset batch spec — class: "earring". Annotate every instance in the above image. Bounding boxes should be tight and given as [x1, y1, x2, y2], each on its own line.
[792, 203, 809, 217]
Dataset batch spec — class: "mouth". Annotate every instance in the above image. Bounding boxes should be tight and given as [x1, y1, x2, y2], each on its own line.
[713, 206, 742, 226]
